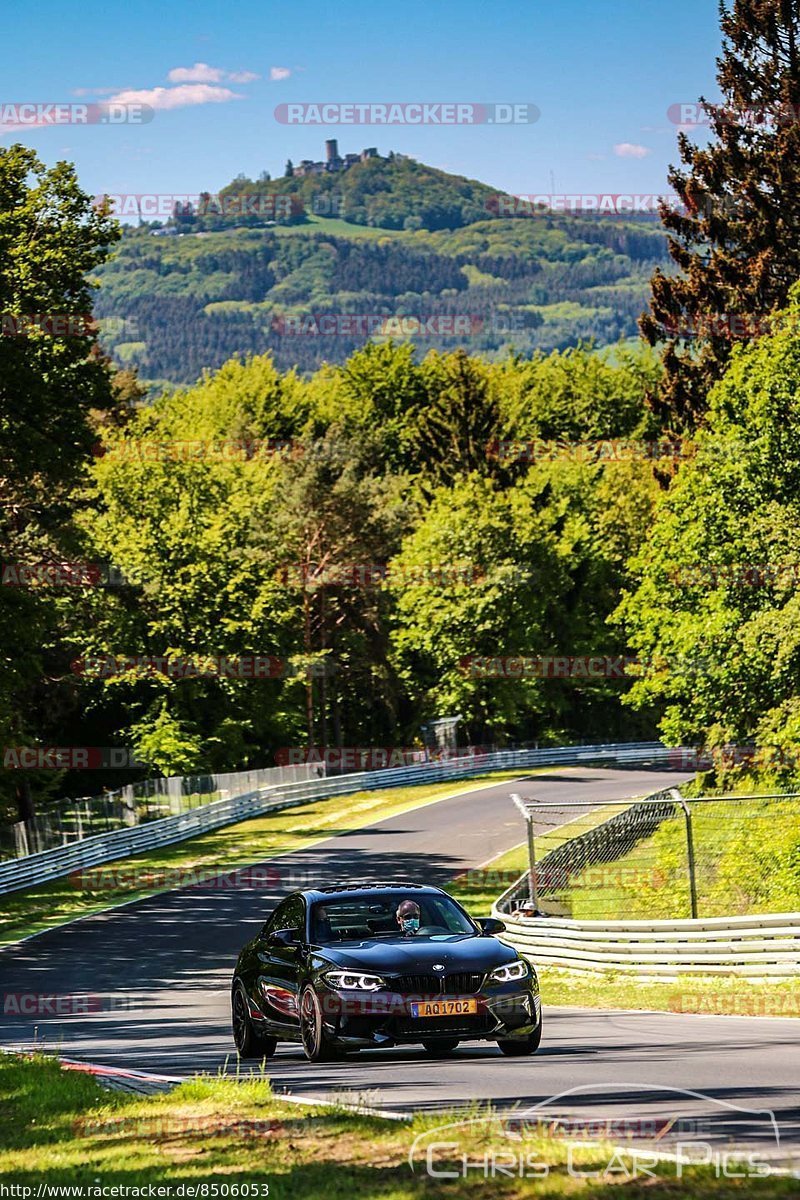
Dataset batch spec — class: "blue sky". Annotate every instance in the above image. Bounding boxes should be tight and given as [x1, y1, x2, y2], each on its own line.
[1, 0, 724, 202]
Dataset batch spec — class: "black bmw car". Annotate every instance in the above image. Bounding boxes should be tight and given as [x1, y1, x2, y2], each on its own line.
[231, 880, 542, 1061]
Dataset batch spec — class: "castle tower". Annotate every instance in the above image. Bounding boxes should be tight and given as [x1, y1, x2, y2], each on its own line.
[325, 138, 339, 164]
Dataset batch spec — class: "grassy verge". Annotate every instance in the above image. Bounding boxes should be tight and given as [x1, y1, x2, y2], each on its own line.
[535, 967, 800, 1017]
[0, 768, 533, 947]
[1, 1053, 794, 1196]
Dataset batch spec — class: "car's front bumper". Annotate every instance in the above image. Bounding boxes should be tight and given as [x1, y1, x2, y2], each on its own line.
[317, 984, 541, 1047]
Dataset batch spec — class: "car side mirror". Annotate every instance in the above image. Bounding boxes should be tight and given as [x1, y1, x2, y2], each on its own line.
[267, 927, 296, 946]
[478, 917, 506, 936]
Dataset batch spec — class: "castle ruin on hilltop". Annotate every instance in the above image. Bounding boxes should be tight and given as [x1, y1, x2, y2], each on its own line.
[292, 140, 381, 178]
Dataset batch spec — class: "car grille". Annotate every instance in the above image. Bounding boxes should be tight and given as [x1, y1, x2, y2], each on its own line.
[391, 972, 484, 995]
[392, 1013, 494, 1037]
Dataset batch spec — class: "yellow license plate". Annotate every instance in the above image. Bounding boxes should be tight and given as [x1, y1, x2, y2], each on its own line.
[410, 998, 478, 1018]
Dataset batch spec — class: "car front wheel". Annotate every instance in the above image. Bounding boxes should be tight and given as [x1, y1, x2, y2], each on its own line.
[232, 981, 277, 1060]
[497, 1017, 543, 1057]
[300, 984, 337, 1062]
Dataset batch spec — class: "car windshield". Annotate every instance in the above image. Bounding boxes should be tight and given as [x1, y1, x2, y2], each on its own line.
[310, 893, 476, 942]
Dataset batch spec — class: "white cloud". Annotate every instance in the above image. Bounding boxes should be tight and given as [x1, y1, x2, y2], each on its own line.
[613, 142, 652, 159]
[270, 66, 292, 81]
[72, 86, 121, 97]
[73, 64, 258, 104]
[108, 84, 243, 111]
[168, 62, 224, 83]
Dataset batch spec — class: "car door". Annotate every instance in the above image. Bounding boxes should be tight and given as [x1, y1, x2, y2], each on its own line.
[256, 895, 307, 1035]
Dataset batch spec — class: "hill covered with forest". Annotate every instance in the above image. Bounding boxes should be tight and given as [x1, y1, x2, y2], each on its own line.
[93, 152, 670, 387]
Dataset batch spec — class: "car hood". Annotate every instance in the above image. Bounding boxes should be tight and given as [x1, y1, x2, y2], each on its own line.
[319, 933, 518, 974]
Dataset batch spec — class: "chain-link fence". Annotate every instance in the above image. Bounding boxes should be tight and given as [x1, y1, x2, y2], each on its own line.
[502, 791, 800, 920]
[0, 764, 323, 861]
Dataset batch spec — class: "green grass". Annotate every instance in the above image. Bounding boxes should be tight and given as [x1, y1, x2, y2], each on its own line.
[535, 967, 800, 1017]
[562, 797, 800, 921]
[1, 1053, 795, 1196]
[272, 215, 401, 238]
[0, 768, 535, 947]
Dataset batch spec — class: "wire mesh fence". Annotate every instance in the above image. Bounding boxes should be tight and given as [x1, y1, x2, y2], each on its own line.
[0, 763, 323, 861]
[502, 791, 800, 921]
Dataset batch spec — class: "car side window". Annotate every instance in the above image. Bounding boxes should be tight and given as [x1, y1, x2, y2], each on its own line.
[264, 895, 305, 942]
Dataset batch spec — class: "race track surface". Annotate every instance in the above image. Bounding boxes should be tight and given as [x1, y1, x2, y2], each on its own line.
[2, 766, 798, 1158]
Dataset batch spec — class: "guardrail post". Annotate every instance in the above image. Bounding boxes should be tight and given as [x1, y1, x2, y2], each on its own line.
[679, 795, 699, 919]
[512, 793, 539, 909]
[527, 813, 539, 909]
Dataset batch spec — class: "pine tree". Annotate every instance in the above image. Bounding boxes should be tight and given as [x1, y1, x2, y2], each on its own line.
[641, 0, 800, 430]
[284, 159, 294, 178]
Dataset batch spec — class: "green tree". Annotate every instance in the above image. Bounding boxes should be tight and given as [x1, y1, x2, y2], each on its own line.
[618, 286, 800, 776]
[77, 358, 306, 773]
[641, 0, 800, 430]
[0, 145, 118, 820]
[411, 350, 501, 486]
[387, 466, 655, 745]
[128, 704, 203, 778]
[266, 427, 413, 746]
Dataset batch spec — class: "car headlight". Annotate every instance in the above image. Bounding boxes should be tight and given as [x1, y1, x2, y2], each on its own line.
[488, 959, 529, 984]
[323, 970, 386, 991]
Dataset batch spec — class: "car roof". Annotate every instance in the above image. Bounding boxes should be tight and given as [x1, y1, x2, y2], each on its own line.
[299, 881, 447, 903]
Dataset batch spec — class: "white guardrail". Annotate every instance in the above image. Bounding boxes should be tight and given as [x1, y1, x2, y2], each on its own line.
[0, 741, 675, 895]
[494, 888, 800, 979]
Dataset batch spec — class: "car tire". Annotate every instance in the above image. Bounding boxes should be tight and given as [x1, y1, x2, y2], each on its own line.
[232, 981, 278, 1060]
[422, 1039, 460, 1056]
[300, 984, 337, 1062]
[497, 1017, 543, 1057]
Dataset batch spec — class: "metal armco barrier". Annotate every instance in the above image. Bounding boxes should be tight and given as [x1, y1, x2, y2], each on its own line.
[0, 741, 678, 895]
[493, 908, 800, 978]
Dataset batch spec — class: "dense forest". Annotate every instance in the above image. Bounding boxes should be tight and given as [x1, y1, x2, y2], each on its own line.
[1, 306, 666, 817]
[94, 211, 668, 385]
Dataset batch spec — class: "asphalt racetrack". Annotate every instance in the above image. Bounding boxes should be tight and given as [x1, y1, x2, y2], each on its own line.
[2, 767, 798, 1160]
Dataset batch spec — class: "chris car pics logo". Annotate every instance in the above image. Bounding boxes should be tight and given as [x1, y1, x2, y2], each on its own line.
[408, 1085, 781, 1181]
